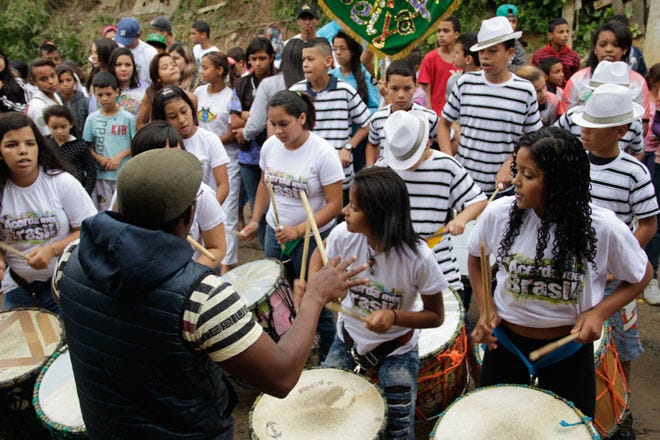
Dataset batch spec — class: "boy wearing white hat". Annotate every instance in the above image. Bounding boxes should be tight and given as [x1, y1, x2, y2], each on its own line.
[439, 16, 542, 195]
[573, 83, 658, 387]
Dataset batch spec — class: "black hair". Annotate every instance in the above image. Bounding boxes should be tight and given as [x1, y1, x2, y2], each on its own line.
[92, 71, 118, 90]
[0, 112, 72, 191]
[405, 48, 423, 69]
[28, 58, 56, 78]
[9, 59, 28, 81]
[245, 37, 276, 77]
[538, 56, 562, 75]
[280, 38, 305, 88]
[385, 59, 415, 82]
[498, 127, 597, 277]
[0, 50, 25, 101]
[352, 167, 419, 254]
[609, 14, 629, 27]
[227, 46, 245, 63]
[191, 20, 211, 38]
[443, 15, 461, 33]
[130, 120, 184, 156]
[303, 37, 332, 57]
[587, 21, 631, 71]
[108, 47, 141, 89]
[503, 39, 516, 51]
[268, 90, 315, 130]
[647, 63, 660, 89]
[456, 32, 480, 67]
[548, 17, 569, 33]
[43, 104, 73, 125]
[202, 51, 235, 86]
[333, 31, 368, 104]
[38, 42, 59, 56]
[151, 85, 198, 125]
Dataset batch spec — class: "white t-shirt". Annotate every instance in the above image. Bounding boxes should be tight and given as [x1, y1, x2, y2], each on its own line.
[183, 127, 230, 190]
[467, 196, 648, 328]
[189, 182, 227, 258]
[26, 90, 63, 136]
[326, 222, 448, 356]
[0, 169, 97, 287]
[259, 132, 343, 232]
[193, 45, 220, 68]
[194, 85, 238, 155]
[131, 40, 158, 88]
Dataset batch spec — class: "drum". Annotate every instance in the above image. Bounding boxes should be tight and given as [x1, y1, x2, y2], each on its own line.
[416, 288, 468, 420]
[430, 385, 600, 439]
[33, 347, 86, 438]
[451, 220, 477, 278]
[223, 259, 295, 341]
[249, 368, 387, 439]
[0, 308, 64, 411]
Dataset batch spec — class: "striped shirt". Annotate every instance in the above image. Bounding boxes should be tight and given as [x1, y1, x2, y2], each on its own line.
[368, 103, 438, 159]
[554, 107, 644, 155]
[290, 76, 371, 188]
[531, 44, 580, 88]
[588, 151, 659, 228]
[376, 151, 486, 289]
[442, 71, 542, 193]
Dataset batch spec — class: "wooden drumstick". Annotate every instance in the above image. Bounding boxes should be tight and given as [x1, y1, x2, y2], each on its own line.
[186, 236, 216, 261]
[0, 241, 30, 260]
[529, 333, 580, 362]
[488, 182, 504, 204]
[299, 219, 312, 281]
[299, 190, 328, 264]
[266, 180, 285, 251]
[325, 301, 369, 323]
[479, 242, 491, 326]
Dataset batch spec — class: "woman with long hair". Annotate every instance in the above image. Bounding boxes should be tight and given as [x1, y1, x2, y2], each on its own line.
[108, 47, 145, 117]
[168, 42, 199, 92]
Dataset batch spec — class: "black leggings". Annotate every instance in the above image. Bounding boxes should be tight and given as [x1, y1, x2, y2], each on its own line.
[479, 325, 596, 418]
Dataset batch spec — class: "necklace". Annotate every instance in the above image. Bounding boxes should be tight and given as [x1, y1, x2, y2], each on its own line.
[367, 247, 383, 275]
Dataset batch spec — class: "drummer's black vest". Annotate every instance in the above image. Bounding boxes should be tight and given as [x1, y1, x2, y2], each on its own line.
[60, 251, 236, 439]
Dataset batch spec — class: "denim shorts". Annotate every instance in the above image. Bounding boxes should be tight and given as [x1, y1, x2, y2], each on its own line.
[604, 279, 643, 362]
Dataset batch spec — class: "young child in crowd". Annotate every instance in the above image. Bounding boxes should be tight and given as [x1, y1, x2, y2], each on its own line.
[26, 59, 62, 135]
[83, 72, 136, 210]
[44, 105, 96, 194]
[539, 57, 565, 101]
[405, 48, 427, 108]
[445, 32, 480, 101]
[531, 17, 580, 88]
[55, 64, 88, 139]
[516, 65, 562, 127]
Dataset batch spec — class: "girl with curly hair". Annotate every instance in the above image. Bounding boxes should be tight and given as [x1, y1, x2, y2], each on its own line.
[467, 126, 651, 418]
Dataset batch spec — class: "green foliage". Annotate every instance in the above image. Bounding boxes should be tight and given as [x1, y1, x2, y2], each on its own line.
[0, 0, 50, 61]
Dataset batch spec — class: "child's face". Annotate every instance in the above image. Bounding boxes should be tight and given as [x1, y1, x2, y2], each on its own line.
[30, 65, 59, 95]
[507, 16, 518, 31]
[47, 115, 72, 144]
[478, 43, 514, 78]
[594, 30, 625, 63]
[58, 72, 76, 97]
[436, 21, 458, 47]
[169, 51, 186, 74]
[268, 105, 306, 147]
[0, 126, 39, 183]
[199, 56, 222, 84]
[114, 55, 134, 86]
[42, 50, 62, 66]
[580, 125, 626, 155]
[532, 77, 547, 106]
[302, 47, 332, 84]
[164, 97, 195, 139]
[158, 56, 181, 85]
[332, 37, 353, 68]
[342, 187, 369, 235]
[549, 24, 570, 47]
[547, 62, 564, 86]
[190, 28, 204, 45]
[248, 50, 273, 79]
[386, 74, 416, 112]
[452, 43, 468, 69]
[512, 147, 545, 216]
[94, 86, 119, 112]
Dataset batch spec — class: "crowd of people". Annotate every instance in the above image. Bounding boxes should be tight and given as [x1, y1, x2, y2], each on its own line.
[1, 1, 658, 439]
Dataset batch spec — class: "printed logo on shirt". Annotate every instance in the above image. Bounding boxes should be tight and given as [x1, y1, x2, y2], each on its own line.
[117, 93, 141, 115]
[198, 107, 217, 123]
[350, 281, 403, 314]
[265, 169, 309, 199]
[1, 211, 60, 244]
[503, 254, 585, 304]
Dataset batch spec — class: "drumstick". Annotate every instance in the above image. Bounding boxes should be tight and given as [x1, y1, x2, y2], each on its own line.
[325, 301, 369, 323]
[479, 242, 491, 326]
[299, 190, 328, 264]
[186, 236, 216, 261]
[488, 182, 504, 204]
[529, 333, 580, 362]
[0, 241, 30, 260]
[266, 180, 286, 251]
[226, 229, 243, 237]
[299, 219, 312, 281]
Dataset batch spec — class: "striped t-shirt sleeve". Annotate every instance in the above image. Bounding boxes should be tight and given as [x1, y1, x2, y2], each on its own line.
[183, 274, 262, 363]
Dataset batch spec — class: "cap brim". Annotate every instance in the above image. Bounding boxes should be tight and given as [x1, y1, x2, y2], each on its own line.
[114, 34, 135, 47]
[470, 31, 522, 52]
[571, 103, 645, 128]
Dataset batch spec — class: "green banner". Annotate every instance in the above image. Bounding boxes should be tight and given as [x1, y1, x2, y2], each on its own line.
[319, 0, 462, 59]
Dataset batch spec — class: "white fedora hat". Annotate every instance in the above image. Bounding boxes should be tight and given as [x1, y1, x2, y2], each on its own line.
[470, 16, 522, 52]
[572, 83, 644, 128]
[383, 110, 430, 170]
[588, 60, 630, 89]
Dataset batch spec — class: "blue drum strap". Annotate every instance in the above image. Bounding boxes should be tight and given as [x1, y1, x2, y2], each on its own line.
[492, 326, 583, 381]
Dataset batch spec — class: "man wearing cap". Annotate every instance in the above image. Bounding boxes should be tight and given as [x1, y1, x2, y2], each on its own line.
[496, 4, 526, 72]
[115, 17, 157, 87]
[286, 3, 319, 45]
[149, 16, 175, 47]
[56, 149, 367, 438]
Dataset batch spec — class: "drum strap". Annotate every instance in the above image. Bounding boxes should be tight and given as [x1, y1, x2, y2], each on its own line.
[9, 268, 52, 295]
[342, 324, 414, 374]
[492, 326, 583, 382]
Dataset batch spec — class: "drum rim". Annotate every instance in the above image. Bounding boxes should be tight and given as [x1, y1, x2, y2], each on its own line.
[32, 346, 86, 435]
[248, 367, 388, 440]
[223, 258, 285, 305]
[0, 307, 65, 389]
[430, 383, 600, 439]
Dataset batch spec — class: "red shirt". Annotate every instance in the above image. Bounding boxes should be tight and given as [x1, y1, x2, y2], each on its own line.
[418, 49, 460, 116]
[531, 44, 580, 88]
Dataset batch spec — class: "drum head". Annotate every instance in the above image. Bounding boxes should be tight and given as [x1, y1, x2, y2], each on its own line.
[223, 259, 283, 307]
[0, 308, 63, 388]
[418, 289, 463, 358]
[250, 368, 386, 440]
[432, 385, 599, 439]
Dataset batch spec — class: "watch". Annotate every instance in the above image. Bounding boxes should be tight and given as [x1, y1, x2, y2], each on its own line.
[342, 143, 353, 151]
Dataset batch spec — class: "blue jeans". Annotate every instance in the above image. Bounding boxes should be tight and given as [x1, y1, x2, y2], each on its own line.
[604, 279, 643, 362]
[323, 336, 419, 440]
[3, 284, 61, 315]
[240, 163, 265, 246]
[264, 224, 335, 360]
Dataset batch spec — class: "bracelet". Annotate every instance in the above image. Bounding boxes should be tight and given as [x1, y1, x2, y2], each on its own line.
[50, 244, 60, 257]
[391, 309, 397, 325]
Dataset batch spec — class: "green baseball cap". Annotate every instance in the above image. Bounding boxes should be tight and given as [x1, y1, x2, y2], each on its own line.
[117, 149, 202, 229]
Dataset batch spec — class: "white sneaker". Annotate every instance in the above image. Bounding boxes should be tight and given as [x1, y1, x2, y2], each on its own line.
[643, 278, 660, 306]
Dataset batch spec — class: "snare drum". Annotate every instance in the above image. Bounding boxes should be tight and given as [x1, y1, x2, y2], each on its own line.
[223, 259, 295, 341]
[33, 347, 86, 438]
[250, 368, 386, 439]
[0, 308, 64, 411]
[431, 385, 599, 439]
[416, 288, 468, 420]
